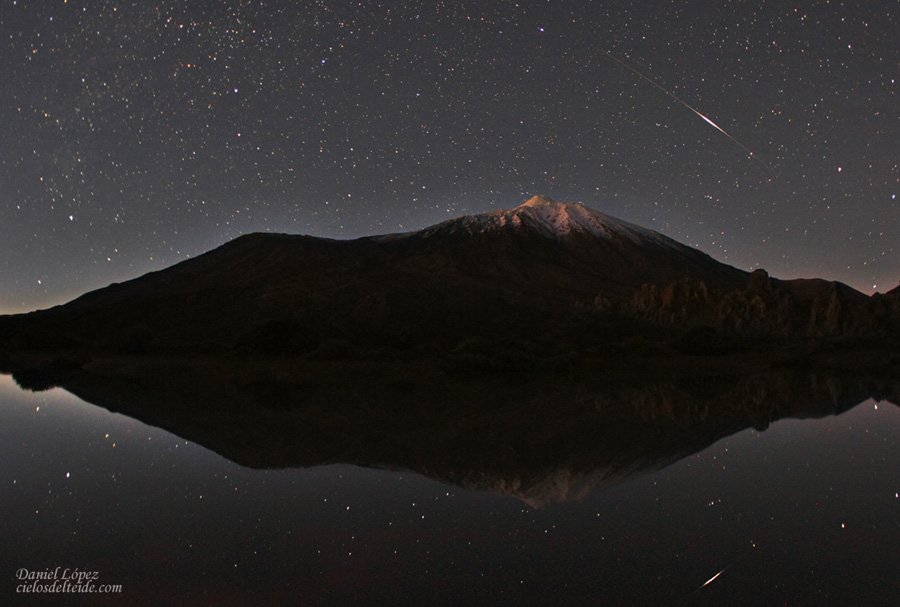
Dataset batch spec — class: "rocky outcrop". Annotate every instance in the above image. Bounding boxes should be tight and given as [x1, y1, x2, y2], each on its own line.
[807, 281, 856, 337]
[625, 278, 713, 326]
[716, 269, 803, 337]
[621, 268, 900, 342]
[865, 289, 900, 336]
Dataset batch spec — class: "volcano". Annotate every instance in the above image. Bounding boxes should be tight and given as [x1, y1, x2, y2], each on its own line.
[0, 196, 896, 366]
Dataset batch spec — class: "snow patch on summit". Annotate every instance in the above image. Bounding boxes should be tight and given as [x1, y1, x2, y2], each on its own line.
[491, 195, 684, 250]
[410, 195, 688, 253]
[515, 195, 619, 237]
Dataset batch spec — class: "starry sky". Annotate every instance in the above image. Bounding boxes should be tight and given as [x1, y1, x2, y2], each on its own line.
[1, 0, 897, 313]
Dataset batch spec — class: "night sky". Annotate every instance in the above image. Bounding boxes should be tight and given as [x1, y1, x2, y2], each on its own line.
[2, 0, 897, 313]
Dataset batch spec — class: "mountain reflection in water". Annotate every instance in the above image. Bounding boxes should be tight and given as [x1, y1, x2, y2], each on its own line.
[3, 361, 900, 606]
[6, 359, 900, 508]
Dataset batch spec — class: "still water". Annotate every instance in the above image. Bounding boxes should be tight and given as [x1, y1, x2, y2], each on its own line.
[2, 371, 899, 606]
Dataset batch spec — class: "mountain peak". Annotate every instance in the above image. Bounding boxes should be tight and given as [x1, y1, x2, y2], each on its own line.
[503, 196, 674, 248]
[520, 194, 558, 208]
[418, 195, 685, 253]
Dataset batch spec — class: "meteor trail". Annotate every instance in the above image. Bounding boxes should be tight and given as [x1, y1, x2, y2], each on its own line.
[603, 53, 773, 174]
[700, 568, 726, 589]
[687, 567, 728, 596]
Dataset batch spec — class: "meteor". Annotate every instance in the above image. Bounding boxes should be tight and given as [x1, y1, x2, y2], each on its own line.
[603, 53, 773, 174]
[687, 567, 729, 596]
[699, 568, 727, 589]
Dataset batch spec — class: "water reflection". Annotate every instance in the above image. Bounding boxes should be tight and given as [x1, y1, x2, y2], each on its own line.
[4, 361, 900, 506]
[2, 364, 899, 605]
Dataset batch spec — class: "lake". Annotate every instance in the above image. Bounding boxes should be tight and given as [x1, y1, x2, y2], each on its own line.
[2, 366, 899, 605]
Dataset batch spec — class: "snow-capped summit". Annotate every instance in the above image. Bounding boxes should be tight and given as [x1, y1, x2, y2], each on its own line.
[418, 194, 683, 253]
[504, 195, 678, 248]
[507, 194, 615, 237]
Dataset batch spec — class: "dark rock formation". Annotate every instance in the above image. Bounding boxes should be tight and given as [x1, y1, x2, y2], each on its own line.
[621, 267, 898, 347]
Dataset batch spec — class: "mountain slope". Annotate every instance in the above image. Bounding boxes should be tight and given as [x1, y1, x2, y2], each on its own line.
[383, 195, 749, 300]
